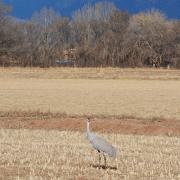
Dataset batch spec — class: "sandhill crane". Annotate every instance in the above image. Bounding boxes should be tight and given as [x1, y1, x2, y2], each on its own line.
[86, 117, 117, 168]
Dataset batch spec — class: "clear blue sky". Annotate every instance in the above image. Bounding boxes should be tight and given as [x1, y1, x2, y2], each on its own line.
[4, 0, 180, 19]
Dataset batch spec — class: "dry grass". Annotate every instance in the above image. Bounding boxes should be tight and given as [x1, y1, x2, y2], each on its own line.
[0, 77, 180, 119]
[1, 68, 180, 179]
[1, 67, 180, 80]
[0, 129, 180, 179]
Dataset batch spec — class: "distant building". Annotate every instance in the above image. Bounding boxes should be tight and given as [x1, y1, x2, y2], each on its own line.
[55, 48, 77, 67]
[63, 48, 76, 60]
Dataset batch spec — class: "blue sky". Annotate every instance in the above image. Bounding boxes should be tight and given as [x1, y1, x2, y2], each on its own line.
[4, 0, 180, 19]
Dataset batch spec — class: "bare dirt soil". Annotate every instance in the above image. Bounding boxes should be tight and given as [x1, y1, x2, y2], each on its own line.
[0, 112, 180, 137]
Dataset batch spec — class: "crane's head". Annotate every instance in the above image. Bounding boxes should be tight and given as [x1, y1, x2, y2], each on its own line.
[87, 117, 91, 123]
[87, 117, 94, 123]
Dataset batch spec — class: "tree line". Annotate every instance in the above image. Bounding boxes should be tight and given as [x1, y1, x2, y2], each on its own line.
[0, 0, 180, 68]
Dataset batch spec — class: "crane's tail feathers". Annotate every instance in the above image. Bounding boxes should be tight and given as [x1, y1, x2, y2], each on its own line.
[110, 146, 117, 158]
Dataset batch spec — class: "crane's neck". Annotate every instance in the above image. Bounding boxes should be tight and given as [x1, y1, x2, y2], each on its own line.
[87, 120, 91, 138]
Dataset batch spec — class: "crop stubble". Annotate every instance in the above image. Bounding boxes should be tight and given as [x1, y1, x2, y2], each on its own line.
[0, 68, 180, 179]
[0, 129, 180, 179]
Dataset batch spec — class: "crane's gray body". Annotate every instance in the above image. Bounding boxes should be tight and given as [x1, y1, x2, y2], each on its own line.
[87, 119, 117, 158]
[87, 132, 117, 157]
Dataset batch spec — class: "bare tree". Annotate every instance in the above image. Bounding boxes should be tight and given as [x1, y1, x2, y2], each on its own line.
[73, 2, 116, 23]
[0, 1, 179, 68]
[31, 7, 62, 67]
[0, 1, 15, 66]
[121, 10, 176, 67]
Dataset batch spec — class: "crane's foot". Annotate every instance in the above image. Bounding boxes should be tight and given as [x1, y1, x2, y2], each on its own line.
[91, 164, 117, 170]
[98, 150, 101, 168]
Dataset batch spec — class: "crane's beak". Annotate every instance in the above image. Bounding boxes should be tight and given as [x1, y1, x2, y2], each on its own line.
[90, 118, 95, 122]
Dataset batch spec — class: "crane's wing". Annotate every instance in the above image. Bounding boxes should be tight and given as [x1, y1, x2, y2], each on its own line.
[91, 134, 117, 158]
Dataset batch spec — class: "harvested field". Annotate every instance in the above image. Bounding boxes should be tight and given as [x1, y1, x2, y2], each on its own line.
[0, 69, 180, 119]
[0, 129, 180, 179]
[0, 67, 180, 179]
[1, 67, 180, 80]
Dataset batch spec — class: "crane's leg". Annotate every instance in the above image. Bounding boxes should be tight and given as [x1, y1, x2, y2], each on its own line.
[103, 153, 107, 168]
[97, 150, 101, 167]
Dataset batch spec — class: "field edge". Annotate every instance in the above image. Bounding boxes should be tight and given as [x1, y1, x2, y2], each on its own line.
[0, 111, 180, 137]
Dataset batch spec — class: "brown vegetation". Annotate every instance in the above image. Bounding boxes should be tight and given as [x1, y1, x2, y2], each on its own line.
[0, 129, 180, 179]
[0, 1, 180, 68]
